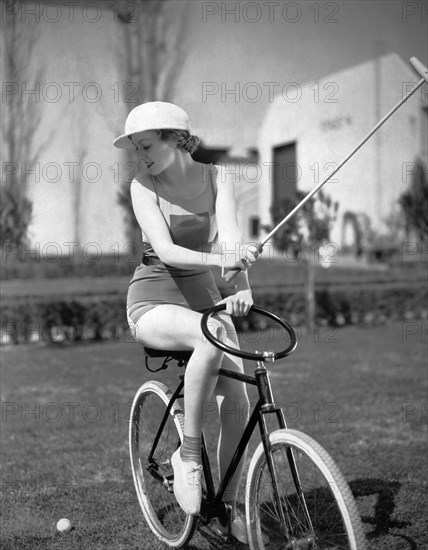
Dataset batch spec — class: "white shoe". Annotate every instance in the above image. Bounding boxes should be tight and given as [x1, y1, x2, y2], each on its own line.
[171, 449, 202, 516]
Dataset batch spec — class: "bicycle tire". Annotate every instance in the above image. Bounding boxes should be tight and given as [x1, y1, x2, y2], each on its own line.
[129, 380, 197, 548]
[245, 429, 366, 550]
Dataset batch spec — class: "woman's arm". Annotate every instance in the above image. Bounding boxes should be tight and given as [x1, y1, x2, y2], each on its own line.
[213, 165, 260, 315]
[213, 165, 257, 291]
[130, 178, 224, 270]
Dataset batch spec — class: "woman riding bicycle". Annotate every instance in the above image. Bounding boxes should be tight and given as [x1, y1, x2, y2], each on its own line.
[114, 101, 260, 544]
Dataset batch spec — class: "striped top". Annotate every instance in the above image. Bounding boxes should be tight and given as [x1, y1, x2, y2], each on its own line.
[141, 165, 218, 262]
[126, 164, 222, 318]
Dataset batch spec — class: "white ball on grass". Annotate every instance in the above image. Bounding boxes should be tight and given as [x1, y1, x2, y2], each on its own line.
[56, 518, 72, 533]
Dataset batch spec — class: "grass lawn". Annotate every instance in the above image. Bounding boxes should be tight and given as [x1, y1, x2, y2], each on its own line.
[1, 322, 427, 549]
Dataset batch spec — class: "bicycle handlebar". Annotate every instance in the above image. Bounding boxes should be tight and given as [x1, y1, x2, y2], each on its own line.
[200, 304, 298, 361]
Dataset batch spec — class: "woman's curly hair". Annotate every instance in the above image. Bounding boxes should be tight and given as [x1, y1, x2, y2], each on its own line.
[158, 129, 200, 155]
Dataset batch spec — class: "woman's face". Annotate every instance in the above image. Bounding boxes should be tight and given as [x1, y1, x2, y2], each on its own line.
[131, 130, 176, 176]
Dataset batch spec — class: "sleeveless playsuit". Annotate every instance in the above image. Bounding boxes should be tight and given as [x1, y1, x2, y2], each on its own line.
[126, 165, 222, 334]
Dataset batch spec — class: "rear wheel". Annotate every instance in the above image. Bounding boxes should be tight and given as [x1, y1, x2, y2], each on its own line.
[129, 380, 197, 548]
[246, 429, 366, 549]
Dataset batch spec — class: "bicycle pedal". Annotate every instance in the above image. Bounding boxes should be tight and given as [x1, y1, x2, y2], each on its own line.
[213, 519, 248, 545]
[163, 475, 174, 492]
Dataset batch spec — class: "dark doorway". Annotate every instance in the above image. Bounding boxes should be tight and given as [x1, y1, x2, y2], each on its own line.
[273, 142, 298, 205]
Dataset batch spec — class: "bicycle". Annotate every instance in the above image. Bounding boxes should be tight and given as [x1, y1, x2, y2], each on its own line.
[129, 304, 367, 549]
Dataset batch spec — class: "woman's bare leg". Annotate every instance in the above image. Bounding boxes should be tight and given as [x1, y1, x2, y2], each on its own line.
[132, 305, 225, 445]
[132, 306, 249, 517]
[213, 314, 250, 508]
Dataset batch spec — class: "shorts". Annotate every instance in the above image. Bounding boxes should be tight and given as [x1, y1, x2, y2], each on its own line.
[126, 263, 222, 333]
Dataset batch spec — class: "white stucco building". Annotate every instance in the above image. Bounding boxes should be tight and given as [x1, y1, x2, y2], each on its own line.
[256, 53, 427, 251]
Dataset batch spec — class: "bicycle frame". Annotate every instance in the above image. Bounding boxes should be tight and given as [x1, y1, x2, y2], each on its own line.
[146, 357, 314, 541]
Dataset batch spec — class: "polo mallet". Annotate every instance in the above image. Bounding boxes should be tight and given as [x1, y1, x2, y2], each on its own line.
[225, 56, 428, 283]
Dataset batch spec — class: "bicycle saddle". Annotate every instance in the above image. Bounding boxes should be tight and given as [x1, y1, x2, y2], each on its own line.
[144, 347, 192, 362]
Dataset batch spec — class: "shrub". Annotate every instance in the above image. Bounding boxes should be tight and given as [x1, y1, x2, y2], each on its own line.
[1, 285, 426, 345]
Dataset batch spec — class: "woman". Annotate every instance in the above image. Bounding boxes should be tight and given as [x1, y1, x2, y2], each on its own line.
[114, 101, 260, 543]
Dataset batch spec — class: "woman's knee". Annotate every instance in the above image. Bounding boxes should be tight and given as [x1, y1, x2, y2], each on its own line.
[216, 313, 239, 344]
[204, 316, 227, 340]
[198, 317, 227, 356]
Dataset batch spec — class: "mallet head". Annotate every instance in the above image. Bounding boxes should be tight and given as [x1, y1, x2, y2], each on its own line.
[410, 57, 428, 83]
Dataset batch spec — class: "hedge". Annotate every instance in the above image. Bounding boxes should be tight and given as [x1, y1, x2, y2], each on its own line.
[0, 254, 140, 280]
[1, 285, 426, 345]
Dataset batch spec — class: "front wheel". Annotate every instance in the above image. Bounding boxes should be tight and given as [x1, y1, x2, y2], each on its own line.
[246, 429, 366, 549]
[129, 380, 197, 548]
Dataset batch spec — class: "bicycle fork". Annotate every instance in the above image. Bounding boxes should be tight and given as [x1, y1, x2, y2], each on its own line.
[256, 359, 315, 548]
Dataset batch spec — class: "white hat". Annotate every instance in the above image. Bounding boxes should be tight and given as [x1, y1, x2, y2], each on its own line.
[113, 101, 192, 149]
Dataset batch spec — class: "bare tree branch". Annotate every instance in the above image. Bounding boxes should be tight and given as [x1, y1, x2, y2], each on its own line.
[161, 1, 191, 101]
[0, 0, 53, 249]
[101, 0, 191, 249]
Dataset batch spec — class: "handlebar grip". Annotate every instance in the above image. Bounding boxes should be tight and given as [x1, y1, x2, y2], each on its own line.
[222, 243, 264, 284]
[224, 267, 242, 283]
